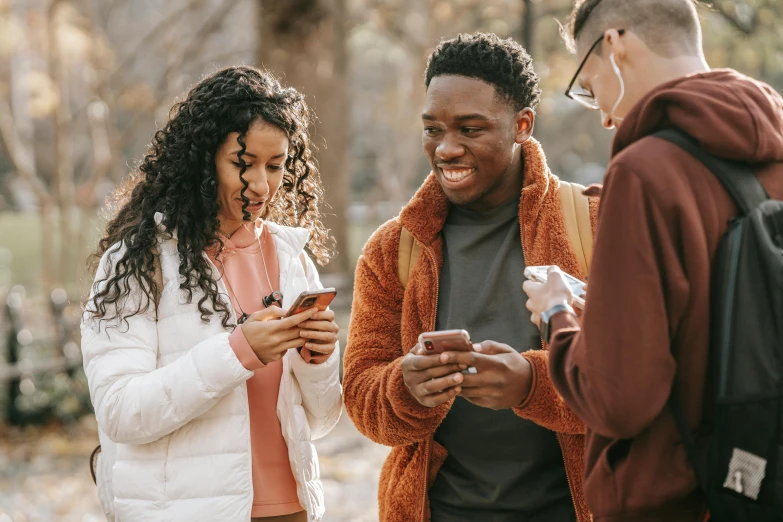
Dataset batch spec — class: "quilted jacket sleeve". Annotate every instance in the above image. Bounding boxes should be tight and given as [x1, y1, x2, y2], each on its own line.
[289, 253, 343, 441]
[81, 243, 253, 445]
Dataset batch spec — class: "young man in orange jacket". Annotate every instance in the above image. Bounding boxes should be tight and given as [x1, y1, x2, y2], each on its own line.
[344, 33, 598, 522]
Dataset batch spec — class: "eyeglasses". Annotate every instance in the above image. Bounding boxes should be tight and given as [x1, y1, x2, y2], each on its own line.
[565, 29, 626, 110]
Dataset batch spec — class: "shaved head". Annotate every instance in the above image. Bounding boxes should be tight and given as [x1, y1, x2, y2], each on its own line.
[565, 0, 702, 58]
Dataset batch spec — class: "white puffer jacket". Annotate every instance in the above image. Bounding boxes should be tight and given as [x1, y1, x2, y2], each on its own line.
[81, 218, 342, 522]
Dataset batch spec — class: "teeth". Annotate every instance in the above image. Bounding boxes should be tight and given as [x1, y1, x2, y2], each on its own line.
[441, 168, 473, 182]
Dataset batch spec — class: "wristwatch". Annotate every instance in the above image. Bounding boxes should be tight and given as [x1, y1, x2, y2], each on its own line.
[540, 303, 576, 344]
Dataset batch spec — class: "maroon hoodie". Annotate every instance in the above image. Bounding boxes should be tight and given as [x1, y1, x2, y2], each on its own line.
[548, 70, 783, 522]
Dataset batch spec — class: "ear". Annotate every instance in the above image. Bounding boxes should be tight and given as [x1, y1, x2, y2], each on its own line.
[603, 28, 627, 63]
[514, 107, 535, 144]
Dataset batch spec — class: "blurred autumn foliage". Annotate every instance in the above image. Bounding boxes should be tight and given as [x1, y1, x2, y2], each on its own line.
[0, 0, 780, 292]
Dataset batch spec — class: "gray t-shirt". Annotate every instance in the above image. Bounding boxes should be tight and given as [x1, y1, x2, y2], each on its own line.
[428, 197, 575, 522]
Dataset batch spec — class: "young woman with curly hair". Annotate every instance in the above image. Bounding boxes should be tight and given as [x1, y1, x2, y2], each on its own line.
[81, 66, 342, 522]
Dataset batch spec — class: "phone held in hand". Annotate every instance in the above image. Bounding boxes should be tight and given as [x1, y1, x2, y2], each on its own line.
[418, 329, 477, 374]
[523, 266, 586, 309]
[285, 288, 337, 317]
[418, 329, 472, 353]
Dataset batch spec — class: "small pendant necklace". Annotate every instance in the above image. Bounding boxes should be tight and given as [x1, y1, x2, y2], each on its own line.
[219, 222, 283, 324]
[221, 271, 250, 324]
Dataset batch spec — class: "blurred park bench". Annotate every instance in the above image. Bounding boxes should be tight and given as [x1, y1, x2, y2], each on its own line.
[1, 286, 91, 427]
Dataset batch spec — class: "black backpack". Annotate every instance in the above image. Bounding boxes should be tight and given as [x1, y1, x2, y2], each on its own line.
[654, 128, 783, 522]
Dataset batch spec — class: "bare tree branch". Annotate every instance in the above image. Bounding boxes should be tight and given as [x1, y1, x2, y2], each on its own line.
[357, 0, 428, 55]
[116, 0, 240, 146]
[708, 1, 758, 34]
[49, 0, 78, 285]
[179, 0, 238, 66]
[0, 96, 50, 202]
[102, 0, 209, 86]
[70, 0, 208, 121]
[86, 101, 112, 189]
[98, 0, 136, 28]
[197, 47, 257, 65]
[540, 4, 572, 21]
[522, 0, 536, 56]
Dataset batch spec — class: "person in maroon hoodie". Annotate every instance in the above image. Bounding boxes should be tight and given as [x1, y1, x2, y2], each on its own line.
[517, 0, 783, 521]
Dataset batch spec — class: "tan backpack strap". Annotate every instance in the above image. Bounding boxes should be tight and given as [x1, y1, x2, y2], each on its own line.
[559, 181, 594, 275]
[398, 226, 423, 289]
[573, 184, 594, 272]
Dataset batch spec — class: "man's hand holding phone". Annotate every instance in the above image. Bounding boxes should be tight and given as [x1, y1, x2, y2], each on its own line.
[401, 344, 469, 408]
[441, 341, 533, 410]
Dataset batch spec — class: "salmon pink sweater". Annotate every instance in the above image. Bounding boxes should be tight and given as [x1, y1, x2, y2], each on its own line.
[208, 221, 326, 518]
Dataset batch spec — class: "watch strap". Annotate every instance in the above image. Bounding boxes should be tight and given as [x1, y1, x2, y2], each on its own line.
[540, 303, 576, 343]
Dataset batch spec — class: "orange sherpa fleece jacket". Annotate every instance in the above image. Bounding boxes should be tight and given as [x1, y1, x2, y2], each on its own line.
[344, 138, 599, 522]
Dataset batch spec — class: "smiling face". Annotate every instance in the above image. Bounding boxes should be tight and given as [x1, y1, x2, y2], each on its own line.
[422, 75, 533, 211]
[215, 120, 289, 236]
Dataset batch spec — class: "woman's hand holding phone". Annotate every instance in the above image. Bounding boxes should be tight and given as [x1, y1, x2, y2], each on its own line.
[285, 288, 337, 317]
[240, 307, 318, 364]
[297, 309, 339, 357]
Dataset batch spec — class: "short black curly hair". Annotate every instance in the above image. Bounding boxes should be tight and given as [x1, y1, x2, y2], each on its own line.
[424, 32, 541, 112]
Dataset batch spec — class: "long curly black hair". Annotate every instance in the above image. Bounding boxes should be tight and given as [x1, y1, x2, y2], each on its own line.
[86, 66, 333, 329]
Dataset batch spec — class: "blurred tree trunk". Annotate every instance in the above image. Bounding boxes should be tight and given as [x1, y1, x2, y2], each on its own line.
[257, 0, 350, 275]
[712, 1, 758, 34]
[48, 1, 76, 290]
[1, 0, 56, 291]
[522, 0, 536, 56]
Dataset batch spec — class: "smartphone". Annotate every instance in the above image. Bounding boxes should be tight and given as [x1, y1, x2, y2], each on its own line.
[418, 330, 473, 353]
[524, 266, 586, 309]
[285, 288, 337, 317]
[418, 330, 476, 374]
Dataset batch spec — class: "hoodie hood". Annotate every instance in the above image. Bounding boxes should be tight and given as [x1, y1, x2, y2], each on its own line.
[613, 69, 783, 164]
